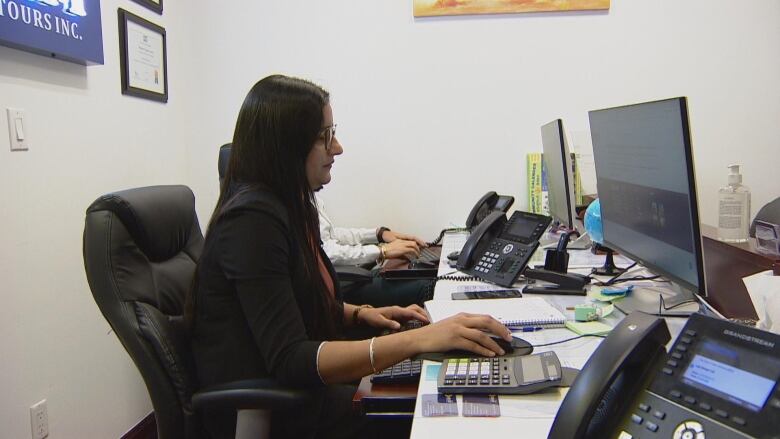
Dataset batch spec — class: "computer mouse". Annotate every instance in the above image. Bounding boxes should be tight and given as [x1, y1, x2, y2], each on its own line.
[441, 336, 533, 357]
[507, 336, 534, 355]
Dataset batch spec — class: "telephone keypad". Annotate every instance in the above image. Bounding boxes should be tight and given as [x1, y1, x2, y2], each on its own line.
[645, 421, 659, 432]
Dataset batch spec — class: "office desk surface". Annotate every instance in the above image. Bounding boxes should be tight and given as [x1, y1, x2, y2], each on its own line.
[410, 232, 687, 438]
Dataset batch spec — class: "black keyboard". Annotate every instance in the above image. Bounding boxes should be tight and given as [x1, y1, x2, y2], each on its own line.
[417, 247, 440, 263]
[370, 358, 423, 384]
[372, 320, 426, 384]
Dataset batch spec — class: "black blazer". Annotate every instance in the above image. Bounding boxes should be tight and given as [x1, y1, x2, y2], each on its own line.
[191, 185, 344, 391]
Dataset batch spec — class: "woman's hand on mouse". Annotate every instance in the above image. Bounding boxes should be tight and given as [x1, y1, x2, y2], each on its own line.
[411, 313, 512, 357]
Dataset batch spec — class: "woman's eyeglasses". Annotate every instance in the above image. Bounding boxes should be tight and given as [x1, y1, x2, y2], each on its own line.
[319, 124, 337, 152]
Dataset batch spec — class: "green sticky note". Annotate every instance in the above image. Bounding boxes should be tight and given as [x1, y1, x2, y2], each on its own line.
[589, 286, 626, 302]
[565, 320, 613, 336]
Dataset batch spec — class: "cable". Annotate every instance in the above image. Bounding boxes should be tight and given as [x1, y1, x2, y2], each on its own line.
[596, 275, 663, 286]
[428, 227, 468, 246]
[435, 271, 479, 282]
[596, 261, 638, 286]
[530, 334, 606, 348]
[658, 294, 699, 314]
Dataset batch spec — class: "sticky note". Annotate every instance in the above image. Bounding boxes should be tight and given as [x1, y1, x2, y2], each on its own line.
[565, 320, 613, 336]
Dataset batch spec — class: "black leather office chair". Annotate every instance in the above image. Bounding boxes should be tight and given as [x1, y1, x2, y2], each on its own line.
[751, 196, 780, 237]
[83, 185, 306, 439]
[217, 143, 372, 284]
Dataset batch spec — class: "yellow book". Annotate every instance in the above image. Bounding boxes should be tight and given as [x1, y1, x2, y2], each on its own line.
[527, 152, 543, 214]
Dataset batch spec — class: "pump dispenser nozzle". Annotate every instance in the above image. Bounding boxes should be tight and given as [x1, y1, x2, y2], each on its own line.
[727, 164, 742, 185]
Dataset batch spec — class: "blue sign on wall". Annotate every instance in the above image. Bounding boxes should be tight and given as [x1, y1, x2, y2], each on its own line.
[0, 0, 103, 65]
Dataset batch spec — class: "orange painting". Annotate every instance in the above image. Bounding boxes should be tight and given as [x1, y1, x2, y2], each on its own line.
[413, 0, 610, 17]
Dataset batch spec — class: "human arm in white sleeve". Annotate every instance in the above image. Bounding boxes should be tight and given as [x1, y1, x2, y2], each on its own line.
[317, 198, 381, 266]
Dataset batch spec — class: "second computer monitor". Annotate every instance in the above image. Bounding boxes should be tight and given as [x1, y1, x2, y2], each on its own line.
[541, 119, 577, 230]
[589, 96, 705, 316]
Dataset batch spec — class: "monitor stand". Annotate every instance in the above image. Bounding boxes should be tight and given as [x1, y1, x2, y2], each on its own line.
[541, 226, 592, 250]
[567, 232, 592, 250]
[613, 283, 700, 317]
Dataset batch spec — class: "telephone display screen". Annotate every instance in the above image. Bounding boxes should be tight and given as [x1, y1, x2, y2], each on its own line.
[503, 217, 538, 241]
[682, 339, 780, 412]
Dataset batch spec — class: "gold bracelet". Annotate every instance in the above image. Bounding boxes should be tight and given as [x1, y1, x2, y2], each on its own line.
[369, 337, 378, 374]
[352, 304, 373, 326]
[376, 244, 387, 264]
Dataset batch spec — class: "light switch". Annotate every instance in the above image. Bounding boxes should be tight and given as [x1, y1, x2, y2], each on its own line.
[14, 117, 25, 140]
[6, 108, 28, 151]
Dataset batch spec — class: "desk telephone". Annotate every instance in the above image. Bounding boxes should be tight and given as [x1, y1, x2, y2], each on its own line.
[456, 210, 552, 287]
[465, 191, 515, 229]
[549, 312, 780, 439]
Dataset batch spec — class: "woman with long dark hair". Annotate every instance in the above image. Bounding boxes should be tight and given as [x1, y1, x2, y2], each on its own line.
[188, 75, 511, 438]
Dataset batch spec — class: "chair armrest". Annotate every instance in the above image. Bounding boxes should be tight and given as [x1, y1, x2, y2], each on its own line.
[335, 266, 372, 282]
[192, 379, 309, 411]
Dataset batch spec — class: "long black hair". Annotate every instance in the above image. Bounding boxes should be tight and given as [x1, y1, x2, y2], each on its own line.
[189, 75, 339, 339]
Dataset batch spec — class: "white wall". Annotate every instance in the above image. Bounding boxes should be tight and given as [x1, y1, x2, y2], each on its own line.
[1, 0, 778, 437]
[0, 1, 198, 437]
[186, 0, 780, 239]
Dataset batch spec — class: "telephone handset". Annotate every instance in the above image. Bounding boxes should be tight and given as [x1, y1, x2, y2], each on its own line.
[465, 191, 516, 229]
[549, 312, 780, 439]
[548, 311, 671, 439]
[456, 210, 551, 287]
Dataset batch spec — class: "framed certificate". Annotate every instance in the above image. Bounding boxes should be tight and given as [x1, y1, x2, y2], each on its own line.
[131, 0, 163, 15]
[118, 8, 168, 103]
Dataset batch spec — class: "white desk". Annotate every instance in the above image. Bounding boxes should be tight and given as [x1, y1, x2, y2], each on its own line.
[409, 232, 687, 438]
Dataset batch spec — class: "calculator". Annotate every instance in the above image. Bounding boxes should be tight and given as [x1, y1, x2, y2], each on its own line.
[437, 351, 562, 394]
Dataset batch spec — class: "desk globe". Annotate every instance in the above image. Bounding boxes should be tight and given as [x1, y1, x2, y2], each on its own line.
[584, 198, 604, 244]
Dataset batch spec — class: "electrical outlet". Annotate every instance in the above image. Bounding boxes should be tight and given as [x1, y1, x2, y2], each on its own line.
[30, 400, 49, 439]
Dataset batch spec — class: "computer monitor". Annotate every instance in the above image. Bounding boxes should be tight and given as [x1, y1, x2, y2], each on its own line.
[541, 119, 577, 231]
[589, 97, 705, 316]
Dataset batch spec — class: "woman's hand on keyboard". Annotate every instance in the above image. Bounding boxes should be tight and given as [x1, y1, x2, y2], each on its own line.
[383, 239, 421, 260]
[412, 313, 512, 357]
[359, 304, 430, 330]
[382, 230, 428, 248]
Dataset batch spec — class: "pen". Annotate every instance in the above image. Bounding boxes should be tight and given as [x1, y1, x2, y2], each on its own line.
[507, 326, 544, 332]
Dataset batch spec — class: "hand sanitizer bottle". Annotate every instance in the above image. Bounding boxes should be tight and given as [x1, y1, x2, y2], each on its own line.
[717, 164, 751, 243]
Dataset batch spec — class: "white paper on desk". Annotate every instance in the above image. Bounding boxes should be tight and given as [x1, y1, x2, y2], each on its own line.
[499, 389, 565, 419]
[566, 250, 633, 269]
[425, 298, 565, 326]
[442, 231, 469, 255]
[452, 284, 522, 293]
[742, 270, 780, 334]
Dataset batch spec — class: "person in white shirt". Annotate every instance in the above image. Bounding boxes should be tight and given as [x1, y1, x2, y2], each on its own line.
[317, 196, 434, 307]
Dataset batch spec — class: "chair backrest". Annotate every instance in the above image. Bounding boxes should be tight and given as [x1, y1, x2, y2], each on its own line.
[751, 196, 780, 237]
[83, 185, 205, 439]
[218, 143, 232, 187]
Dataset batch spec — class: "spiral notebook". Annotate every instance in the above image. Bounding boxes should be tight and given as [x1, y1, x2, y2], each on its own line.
[424, 297, 566, 329]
